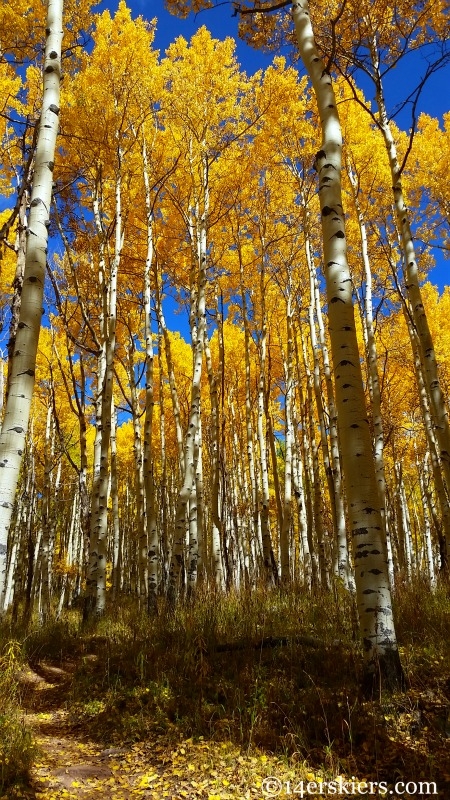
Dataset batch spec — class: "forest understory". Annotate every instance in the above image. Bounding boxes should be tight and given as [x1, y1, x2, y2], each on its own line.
[1, 583, 449, 800]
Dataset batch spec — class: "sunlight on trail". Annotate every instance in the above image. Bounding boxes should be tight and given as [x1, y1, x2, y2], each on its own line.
[18, 664, 292, 800]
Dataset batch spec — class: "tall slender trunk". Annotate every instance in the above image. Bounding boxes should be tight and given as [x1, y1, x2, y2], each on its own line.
[127, 343, 147, 600]
[257, 259, 278, 584]
[88, 159, 123, 616]
[370, 39, 450, 554]
[280, 290, 294, 583]
[347, 161, 387, 518]
[402, 301, 450, 571]
[205, 333, 223, 586]
[304, 202, 351, 589]
[299, 324, 328, 588]
[154, 270, 184, 474]
[142, 138, 158, 612]
[238, 251, 260, 577]
[0, 0, 64, 603]
[40, 402, 56, 622]
[6, 189, 28, 400]
[419, 453, 437, 589]
[110, 402, 121, 600]
[292, 0, 403, 688]
[168, 154, 209, 604]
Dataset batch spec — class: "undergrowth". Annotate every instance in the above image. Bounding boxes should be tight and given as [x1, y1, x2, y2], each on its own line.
[0, 639, 35, 793]
[2, 580, 450, 792]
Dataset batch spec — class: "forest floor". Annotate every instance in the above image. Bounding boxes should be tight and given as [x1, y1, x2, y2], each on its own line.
[11, 658, 299, 800]
[1, 585, 450, 799]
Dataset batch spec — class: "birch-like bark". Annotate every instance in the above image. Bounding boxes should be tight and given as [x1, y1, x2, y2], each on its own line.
[402, 303, 450, 571]
[6, 189, 28, 400]
[229, 396, 252, 583]
[292, 0, 402, 687]
[347, 162, 387, 519]
[257, 259, 278, 584]
[168, 155, 209, 604]
[57, 492, 77, 618]
[142, 140, 158, 612]
[299, 326, 328, 588]
[294, 359, 319, 587]
[292, 434, 311, 587]
[370, 39, 450, 534]
[280, 290, 294, 583]
[394, 461, 412, 580]
[83, 182, 108, 618]
[0, 0, 63, 603]
[127, 343, 147, 600]
[419, 453, 437, 589]
[3, 525, 19, 614]
[40, 402, 56, 622]
[110, 402, 121, 600]
[303, 201, 351, 588]
[205, 333, 223, 586]
[158, 319, 169, 590]
[238, 254, 260, 577]
[89, 160, 123, 616]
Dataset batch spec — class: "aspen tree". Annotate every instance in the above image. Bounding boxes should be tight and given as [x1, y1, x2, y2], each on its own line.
[293, 341, 319, 587]
[110, 401, 121, 600]
[419, 453, 437, 589]
[142, 138, 159, 612]
[306, 228, 351, 588]
[369, 40, 450, 540]
[256, 252, 278, 584]
[346, 161, 387, 514]
[320, 2, 450, 562]
[0, 0, 63, 606]
[154, 277, 185, 474]
[236, 237, 262, 574]
[168, 157, 209, 602]
[298, 322, 329, 587]
[280, 287, 294, 583]
[205, 333, 224, 586]
[169, 0, 404, 684]
[291, 0, 403, 686]
[40, 401, 56, 622]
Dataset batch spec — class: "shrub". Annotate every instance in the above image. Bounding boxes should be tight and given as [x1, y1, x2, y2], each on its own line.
[0, 640, 35, 793]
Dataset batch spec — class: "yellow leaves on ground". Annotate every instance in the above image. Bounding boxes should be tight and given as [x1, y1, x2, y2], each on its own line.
[25, 709, 339, 800]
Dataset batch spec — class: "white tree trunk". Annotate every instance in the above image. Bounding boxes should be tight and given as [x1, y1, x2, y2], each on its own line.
[370, 39, 450, 539]
[0, 0, 63, 602]
[168, 156, 209, 603]
[292, 0, 402, 687]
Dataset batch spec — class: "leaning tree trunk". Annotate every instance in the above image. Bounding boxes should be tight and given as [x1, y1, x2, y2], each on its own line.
[370, 39, 450, 552]
[292, 0, 403, 689]
[0, 0, 63, 605]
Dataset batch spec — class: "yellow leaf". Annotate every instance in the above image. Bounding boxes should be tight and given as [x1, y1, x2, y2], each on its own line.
[138, 773, 158, 787]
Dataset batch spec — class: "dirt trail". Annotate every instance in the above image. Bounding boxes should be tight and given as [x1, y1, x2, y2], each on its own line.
[13, 660, 450, 799]
[16, 663, 255, 800]
[17, 663, 177, 799]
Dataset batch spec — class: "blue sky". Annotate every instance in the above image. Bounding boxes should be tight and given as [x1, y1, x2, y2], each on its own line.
[99, 0, 448, 292]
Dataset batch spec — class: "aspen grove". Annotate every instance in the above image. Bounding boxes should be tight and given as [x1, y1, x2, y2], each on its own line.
[0, 0, 449, 693]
